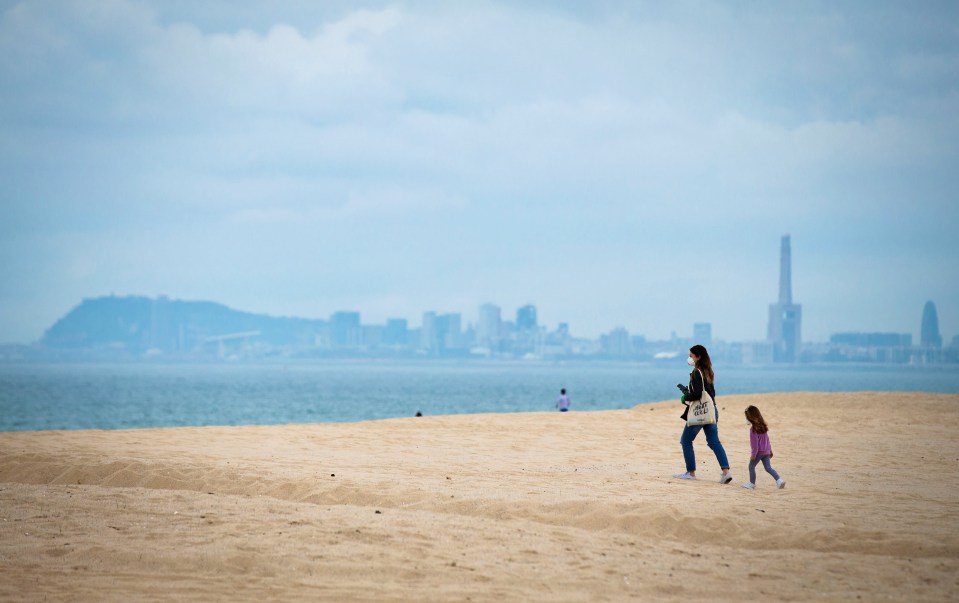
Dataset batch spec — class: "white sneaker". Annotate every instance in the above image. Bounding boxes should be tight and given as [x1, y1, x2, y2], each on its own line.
[719, 473, 733, 484]
[673, 472, 696, 480]
[741, 482, 755, 489]
[776, 478, 786, 489]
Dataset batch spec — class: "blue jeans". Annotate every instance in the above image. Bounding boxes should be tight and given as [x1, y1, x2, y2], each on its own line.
[680, 416, 730, 473]
[749, 455, 781, 484]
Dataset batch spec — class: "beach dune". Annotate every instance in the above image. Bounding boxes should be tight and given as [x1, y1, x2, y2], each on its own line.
[2, 392, 958, 602]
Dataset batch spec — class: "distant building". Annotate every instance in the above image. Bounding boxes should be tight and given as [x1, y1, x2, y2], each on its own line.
[420, 312, 462, 355]
[732, 341, 775, 365]
[630, 334, 648, 355]
[829, 332, 913, 363]
[516, 304, 538, 332]
[421, 311, 438, 353]
[330, 311, 361, 347]
[767, 235, 802, 362]
[361, 325, 383, 348]
[476, 303, 502, 348]
[830, 333, 912, 347]
[693, 323, 712, 348]
[438, 313, 462, 351]
[383, 318, 408, 346]
[538, 322, 571, 357]
[920, 301, 942, 348]
[601, 327, 632, 357]
[915, 301, 944, 364]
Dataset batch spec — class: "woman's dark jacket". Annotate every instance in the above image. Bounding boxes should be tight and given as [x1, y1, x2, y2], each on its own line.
[680, 369, 716, 421]
[685, 369, 716, 402]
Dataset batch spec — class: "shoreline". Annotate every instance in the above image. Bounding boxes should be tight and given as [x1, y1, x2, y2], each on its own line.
[2, 392, 958, 601]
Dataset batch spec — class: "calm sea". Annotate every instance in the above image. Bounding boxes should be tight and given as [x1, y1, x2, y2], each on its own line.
[0, 361, 956, 432]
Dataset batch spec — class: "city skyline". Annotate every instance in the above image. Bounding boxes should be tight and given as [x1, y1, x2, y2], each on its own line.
[23, 291, 953, 366]
[21, 231, 954, 349]
[5, 231, 957, 347]
[2, 2, 957, 344]
[33, 290, 953, 351]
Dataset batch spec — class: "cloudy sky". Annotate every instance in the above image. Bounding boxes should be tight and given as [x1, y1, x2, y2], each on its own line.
[1, 0, 957, 344]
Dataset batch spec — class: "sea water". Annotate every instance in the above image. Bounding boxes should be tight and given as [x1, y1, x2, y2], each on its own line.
[0, 360, 956, 432]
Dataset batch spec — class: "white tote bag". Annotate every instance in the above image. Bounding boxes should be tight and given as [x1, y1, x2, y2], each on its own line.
[685, 369, 717, 426]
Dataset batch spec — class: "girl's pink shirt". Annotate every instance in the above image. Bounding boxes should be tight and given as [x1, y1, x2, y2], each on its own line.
[749, 428, 773, 458]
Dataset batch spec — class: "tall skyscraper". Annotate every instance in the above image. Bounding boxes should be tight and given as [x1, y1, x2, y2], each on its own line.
[767, 235, 802, 362]
[438, 313, 462, 350]
[516, 304, 538, 332]
[477, 303, 502, 348]
[920, 301, 942, 348]
[421, 311, 438, 352]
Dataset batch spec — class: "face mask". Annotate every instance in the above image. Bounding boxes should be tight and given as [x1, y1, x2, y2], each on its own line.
[687, 357, 695, 366]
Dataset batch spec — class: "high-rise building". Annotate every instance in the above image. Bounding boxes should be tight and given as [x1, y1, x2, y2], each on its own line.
[920, 301, 942, 348]
[383, 318, 408, 346]
[438, 313, 462, 350]
[516, 304, 538, 332]
[330, 311, 361, 347]
[693, 323, 712, 348]
[767, 235, 802, 362]
[601, 327, 631, 357]
[420, 312, 462, 354]
[421, 311, 437, 352]
[476, 303, 502, 348]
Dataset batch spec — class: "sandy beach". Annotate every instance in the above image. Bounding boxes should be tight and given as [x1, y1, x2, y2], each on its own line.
[2, 391, 958, 602]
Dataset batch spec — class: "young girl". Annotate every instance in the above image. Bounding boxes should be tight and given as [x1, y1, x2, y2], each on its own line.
[742, 405, 785, 490]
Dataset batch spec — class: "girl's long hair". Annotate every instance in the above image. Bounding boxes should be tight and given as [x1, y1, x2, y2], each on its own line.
[689, 344, 714, 383]
[744, 405, 769, 434]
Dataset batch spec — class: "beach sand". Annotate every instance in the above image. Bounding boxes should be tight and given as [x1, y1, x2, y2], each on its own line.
[2, 392, 958, 602]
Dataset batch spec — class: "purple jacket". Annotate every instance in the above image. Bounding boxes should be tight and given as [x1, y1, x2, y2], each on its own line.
[750, 429, 773, 459]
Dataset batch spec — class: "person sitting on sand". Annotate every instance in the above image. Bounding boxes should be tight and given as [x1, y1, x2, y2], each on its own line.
[673, 345, 733, 484]
[742, 405, 786, 490]
[555, 389, 571, 412]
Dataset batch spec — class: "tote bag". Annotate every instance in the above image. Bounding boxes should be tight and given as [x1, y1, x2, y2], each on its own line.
[685, 369, 717, 426]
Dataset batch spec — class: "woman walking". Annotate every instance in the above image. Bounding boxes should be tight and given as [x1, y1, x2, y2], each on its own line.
[673, 345, 733, 483]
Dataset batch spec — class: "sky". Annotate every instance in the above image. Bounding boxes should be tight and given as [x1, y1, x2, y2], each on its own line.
[1, 0, 958, 344]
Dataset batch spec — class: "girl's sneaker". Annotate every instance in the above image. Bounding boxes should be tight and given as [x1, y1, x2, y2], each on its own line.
[673, 472, 696, 480]
[741, 482, 755, 489]
[720, 473, 733, 484]
[776, 478, 786, 489]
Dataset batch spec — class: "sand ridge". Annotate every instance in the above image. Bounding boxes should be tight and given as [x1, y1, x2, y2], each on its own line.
[2, 392, 958, 601]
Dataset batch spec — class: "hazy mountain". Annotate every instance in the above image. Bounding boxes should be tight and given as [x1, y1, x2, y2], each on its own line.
[41, 295, 325, 353]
